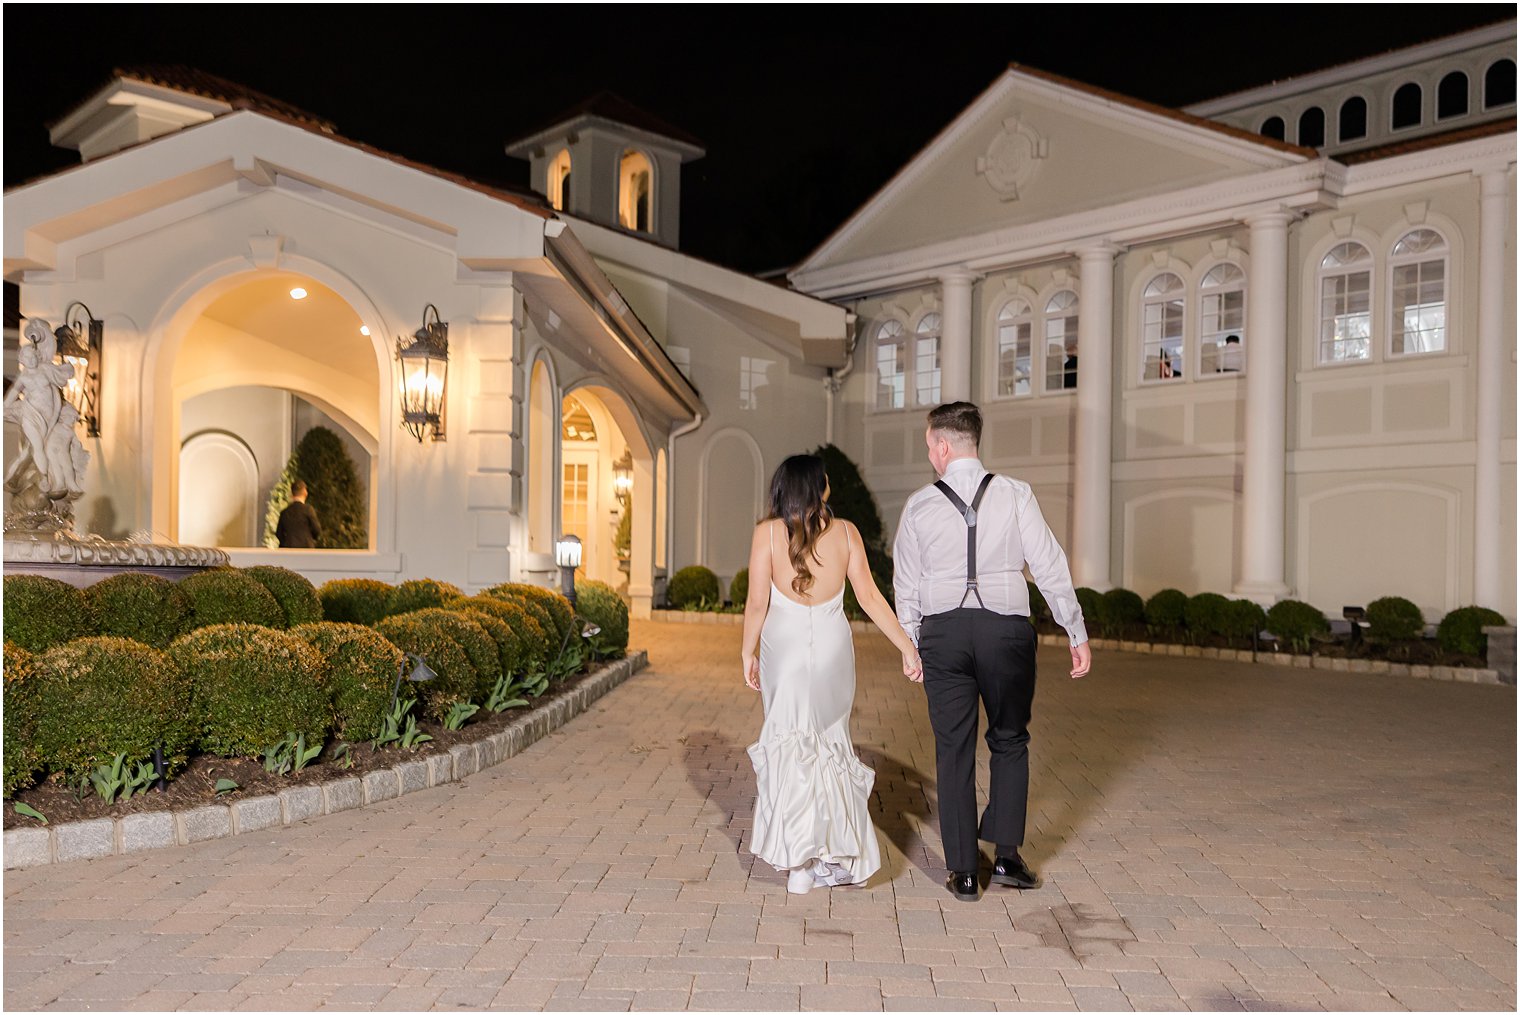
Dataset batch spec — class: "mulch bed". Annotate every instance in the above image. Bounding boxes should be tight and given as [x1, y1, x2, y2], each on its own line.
[4, 669, 600, 832]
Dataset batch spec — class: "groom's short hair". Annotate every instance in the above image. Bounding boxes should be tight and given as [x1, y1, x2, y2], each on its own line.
[927, 402, 982, 448]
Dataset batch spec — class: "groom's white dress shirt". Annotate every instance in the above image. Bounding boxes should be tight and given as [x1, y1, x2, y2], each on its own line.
[893, 457, 1088, 648]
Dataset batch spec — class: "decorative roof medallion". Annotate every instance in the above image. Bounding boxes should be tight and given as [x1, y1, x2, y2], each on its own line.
[976, 117, 1048, 202]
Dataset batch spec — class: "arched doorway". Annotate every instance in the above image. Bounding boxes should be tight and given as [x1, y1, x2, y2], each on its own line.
[168, 272, 379, 548]
[560, 383, 657, 613]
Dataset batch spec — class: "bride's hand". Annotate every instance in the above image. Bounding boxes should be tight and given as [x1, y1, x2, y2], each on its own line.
[902, 648, 923, 683]
[742, 653, 760, 691]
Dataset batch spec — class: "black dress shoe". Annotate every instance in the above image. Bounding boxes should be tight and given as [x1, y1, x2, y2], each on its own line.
[945, 871, 979, 902]
[990, 853, 1039, 889]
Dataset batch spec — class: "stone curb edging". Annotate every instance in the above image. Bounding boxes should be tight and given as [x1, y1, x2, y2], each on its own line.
[3, 651, 650, 871]
[645, 611, 1505, 686]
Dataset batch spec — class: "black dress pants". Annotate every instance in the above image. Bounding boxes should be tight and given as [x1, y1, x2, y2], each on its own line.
[919, 608, 1037, 875]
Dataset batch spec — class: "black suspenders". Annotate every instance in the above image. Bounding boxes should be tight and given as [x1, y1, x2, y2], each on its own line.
[934, 473, 996, 610]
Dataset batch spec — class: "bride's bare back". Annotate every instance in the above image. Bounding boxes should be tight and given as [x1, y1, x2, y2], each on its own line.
[765, 518, 853, 605]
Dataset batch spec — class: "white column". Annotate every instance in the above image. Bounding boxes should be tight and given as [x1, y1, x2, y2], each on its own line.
[1234, 211, 1292, 603]
[938, 270, 974, 403]
[1473, 168, 1510, 608]
[629, 454, 655, 619]
[1073, 244, 1117, 590]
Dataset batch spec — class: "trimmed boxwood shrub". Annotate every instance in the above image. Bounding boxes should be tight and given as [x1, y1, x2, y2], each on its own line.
[1185, 592, 1230, 640]
[384, 578, 463, 618]
[402, 608, 501, 701]
[1102, 588, 1145, 635]
[1365, 596, 1425, 644]
[178, 568, 284, 630]
[1074, 587, 1107, 637]
[3, 574, 95, 652]
[484, 583, 573, 643]
[82, 572, 191, 648]
[243, 566, 323, 628]
[453, 597, 540, 675]
[1437, 606, 1508, 658]
[35, 636, 197, 780]
[373, 613, 476, 721]
[728, 568, 750, 607]
[170, 624, 329, 758]
[319, 578, 394, 626]
[1221, 599, 1267, 648]
[669, 566, 721, 609]
[4, 644, 42, 796]
[483, 591, 558, 655]
[446, 608, 521, 687]
[291, 622, 403, 743]
[1266, 599, 1329, 654]
[1145, 589, 1188, 634]
[576, 579, 629, 659]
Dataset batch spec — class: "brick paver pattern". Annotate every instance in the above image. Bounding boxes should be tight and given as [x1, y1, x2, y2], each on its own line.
[5, 621, 1515, 1012]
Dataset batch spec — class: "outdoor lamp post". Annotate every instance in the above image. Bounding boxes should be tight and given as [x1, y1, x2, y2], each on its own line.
[555, 534, 582, 609]
[396, 304, 449, 443]
[54, 302, 103, 437]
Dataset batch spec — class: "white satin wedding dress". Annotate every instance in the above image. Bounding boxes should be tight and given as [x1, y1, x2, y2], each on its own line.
[747, 572, 882, 887]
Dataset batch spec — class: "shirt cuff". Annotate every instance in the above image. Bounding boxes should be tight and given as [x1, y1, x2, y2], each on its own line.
[1065, 619, 1089, 647]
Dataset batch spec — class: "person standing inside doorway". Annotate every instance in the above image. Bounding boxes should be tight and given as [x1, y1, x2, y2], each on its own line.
[276, 480, 322, 548]
[893, 401, 1091, 902]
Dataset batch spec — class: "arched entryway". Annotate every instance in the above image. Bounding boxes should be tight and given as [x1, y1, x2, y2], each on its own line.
[166, 271, 381, 549]
[559, 382, 658, 614]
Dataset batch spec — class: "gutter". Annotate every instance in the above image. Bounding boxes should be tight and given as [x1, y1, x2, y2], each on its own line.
[666, 412, 705, 584]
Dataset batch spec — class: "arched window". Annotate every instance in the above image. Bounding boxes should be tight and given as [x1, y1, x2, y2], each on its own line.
[1392, 82, 1422, 130]
[1044, 291, 1079, 392]
[1319, 242, 1373, 363]
[1141, 273, 1185, 382]
[914, 313, 942, 406]
[1485, 58, 1517, 109]
[618, 150, 653, 232]
[874, 319, 907, 410]
[1298, 107, 1326, 148]
[1339, 96, 1368, 142]
[1438, 71, 1469, 119]
[1390, 229, 1448, 356]
[548, 149, 572, 211]
[995, 298, 1033, 397]
[1260, 116, 1286, 141]
[1199, 264, 1246, 375]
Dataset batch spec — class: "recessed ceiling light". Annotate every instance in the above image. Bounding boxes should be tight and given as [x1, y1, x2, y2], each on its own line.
[289, 287, 308, 300]
[360, 325, 371, 336]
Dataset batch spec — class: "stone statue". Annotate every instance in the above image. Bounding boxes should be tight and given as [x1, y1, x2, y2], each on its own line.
[4, 319, 87, 533]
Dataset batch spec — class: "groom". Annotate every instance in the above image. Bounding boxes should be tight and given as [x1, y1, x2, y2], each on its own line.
[893, 401, 1091, 902]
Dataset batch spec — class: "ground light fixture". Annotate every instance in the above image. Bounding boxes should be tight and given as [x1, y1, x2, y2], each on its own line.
[396, 304, 449, 442]
[53, 301, 103, 437]
[389, 651, 437, 713]
[555, 534, 583, 609]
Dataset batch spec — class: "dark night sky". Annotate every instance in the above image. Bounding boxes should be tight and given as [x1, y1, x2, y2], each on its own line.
[4, 6, 1511, 273]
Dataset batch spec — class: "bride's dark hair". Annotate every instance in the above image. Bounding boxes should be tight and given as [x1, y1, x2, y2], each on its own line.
[768, 454, 832, 597]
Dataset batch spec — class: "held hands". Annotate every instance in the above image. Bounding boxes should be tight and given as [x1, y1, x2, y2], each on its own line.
[1070, 640, 1092, 679]
[902, 647, 923, 683]
[742, 653, 760, 691]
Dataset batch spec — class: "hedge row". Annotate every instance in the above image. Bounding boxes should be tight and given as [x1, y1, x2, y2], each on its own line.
[2, 571, 628, 798]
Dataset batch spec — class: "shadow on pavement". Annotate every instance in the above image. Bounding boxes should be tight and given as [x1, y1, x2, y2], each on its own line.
[859, 748, 943, 883]
[680, 728, 754, 859]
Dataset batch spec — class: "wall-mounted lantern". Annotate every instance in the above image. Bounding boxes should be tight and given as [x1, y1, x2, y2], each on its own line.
[53, 302, 102, 437]
[612, 449, 634, 502]
[555, 534, 583, 608]
[396, 304, 448, 443]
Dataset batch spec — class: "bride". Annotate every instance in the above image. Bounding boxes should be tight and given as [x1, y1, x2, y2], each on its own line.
[741, 454, 923, 894]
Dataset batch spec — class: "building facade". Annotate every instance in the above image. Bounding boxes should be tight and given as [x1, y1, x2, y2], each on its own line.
[791, 23, 1517, 621]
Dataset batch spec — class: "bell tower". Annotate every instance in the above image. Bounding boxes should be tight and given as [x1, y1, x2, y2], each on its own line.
[506, 92, 705, 250]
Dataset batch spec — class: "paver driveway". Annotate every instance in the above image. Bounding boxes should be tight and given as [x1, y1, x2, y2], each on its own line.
[4, 621, 1515, 1012]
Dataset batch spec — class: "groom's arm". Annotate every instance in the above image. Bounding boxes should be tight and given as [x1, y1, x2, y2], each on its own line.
[892, 500, 923, 647]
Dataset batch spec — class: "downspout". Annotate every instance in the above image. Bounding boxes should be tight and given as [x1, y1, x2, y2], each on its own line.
[824, 309, 860, 448]
[665, 411, 705, 587]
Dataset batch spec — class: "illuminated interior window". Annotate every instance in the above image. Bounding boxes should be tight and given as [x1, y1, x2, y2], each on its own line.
[562, 397, 598, 442]
[1319, 242, 1373, 363]
[548, 149, 572, 211]
[1141, 273, 1186, 382]
[1390, 229, 1448, 356]
[618, 150, 653, 232]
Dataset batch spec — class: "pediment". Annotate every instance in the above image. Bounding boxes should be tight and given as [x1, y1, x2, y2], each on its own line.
[802, 68, 1308, 272]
